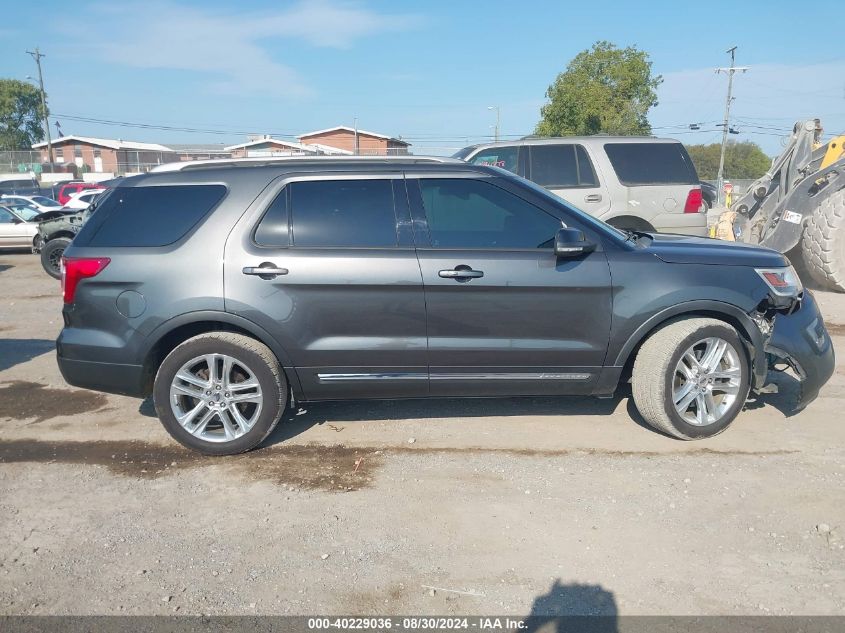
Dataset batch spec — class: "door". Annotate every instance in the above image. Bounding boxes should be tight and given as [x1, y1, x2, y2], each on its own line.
[528, 144, 611, 218]
[408, 175, 612, 397]
[223, 174, 428, 400]
[0, 207, 32, 247]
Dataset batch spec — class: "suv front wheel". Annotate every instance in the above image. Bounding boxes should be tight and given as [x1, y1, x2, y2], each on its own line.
[632, 318, 750, 439]
[153, 332, 287, 455]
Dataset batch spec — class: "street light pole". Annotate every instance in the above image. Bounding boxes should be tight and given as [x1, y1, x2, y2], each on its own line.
[488, 106, 500, 142]
[26, 47, 54, 172]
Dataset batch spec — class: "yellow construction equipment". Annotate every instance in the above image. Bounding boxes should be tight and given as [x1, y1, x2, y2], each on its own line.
[718, 119, 845, 292]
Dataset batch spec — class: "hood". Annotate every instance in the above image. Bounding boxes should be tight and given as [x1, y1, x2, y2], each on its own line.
[643, 233, 788, 267]
[32, 209, 75, 223]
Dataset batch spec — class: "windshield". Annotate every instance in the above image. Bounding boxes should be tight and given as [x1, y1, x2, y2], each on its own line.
[10, 206, 39, 221]
[32, 196, 60, 206]
[451, 146, 479, 161]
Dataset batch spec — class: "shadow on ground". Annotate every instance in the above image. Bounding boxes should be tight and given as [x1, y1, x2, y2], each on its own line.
[140, 388, 631, 448]
[744, 370, 803, 418]
[0, 338, 55, 372]
[138, 368, 808, 447]
[523, 579, 618, 632]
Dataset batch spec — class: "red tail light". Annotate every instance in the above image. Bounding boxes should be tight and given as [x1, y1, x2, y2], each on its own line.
[684, 188, 703, 213]
[62, 257, 110, 304]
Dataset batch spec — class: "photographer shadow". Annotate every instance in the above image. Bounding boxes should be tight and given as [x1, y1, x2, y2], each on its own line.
[523, 579, 618, 633]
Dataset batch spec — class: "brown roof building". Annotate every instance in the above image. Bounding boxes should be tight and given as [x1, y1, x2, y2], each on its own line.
[224, 137, 338, 158]
[32, 135, 177, 174]
[298, 126, 410, 156]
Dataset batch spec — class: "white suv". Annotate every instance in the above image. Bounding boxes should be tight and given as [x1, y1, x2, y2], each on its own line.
[454, 137, 707, 236]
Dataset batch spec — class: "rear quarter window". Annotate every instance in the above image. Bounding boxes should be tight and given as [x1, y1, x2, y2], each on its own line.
[73, 184, 226, 247]
[604, 142, 698, 185]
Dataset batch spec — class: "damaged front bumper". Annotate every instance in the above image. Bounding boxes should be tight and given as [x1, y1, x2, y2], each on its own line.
[763, 292, 835, 408]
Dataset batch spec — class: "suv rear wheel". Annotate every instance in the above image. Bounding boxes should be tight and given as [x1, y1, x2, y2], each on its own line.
[631, 318, 750, 439]
[153, 332, 287, 455]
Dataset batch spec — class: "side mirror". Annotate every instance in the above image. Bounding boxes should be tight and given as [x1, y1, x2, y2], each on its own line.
[554, 227, 595, 258]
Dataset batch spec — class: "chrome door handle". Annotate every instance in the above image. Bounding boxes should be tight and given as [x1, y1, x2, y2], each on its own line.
[439, 267, 484, 279]
[243, 263, 289, 278]
[585, 193, 602, 203]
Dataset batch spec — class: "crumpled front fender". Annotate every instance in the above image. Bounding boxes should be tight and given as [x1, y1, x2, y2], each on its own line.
[765, 292, 835, 408]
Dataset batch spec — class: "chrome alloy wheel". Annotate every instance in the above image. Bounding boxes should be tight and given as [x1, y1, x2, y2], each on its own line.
[169, 353, 263, 443]
[672, 337, 742, 426]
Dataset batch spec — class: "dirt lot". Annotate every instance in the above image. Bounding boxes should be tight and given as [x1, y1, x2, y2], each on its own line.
[1, 251, 843, 617]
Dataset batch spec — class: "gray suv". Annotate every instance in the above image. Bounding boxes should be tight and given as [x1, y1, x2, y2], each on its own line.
[57, 157, 834, 455]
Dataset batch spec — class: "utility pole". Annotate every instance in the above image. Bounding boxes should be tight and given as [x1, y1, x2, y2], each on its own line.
[353, 117, 359, 155]
[715, 47, 748, 204]
[488, 105, 500, 142]
[26, 47, 54, 172]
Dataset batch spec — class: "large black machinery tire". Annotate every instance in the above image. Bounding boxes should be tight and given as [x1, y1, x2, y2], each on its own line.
[801, 187, 845, 292]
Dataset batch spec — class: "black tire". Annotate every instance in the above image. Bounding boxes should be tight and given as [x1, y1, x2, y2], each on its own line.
[801, 187, 845, 293]
[153, 332, 287, 456]
[40, 237, 71, 279]
[631, 318, 751, 440]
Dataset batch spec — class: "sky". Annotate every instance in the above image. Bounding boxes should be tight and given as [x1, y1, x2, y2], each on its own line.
[3, 0, 844, 156]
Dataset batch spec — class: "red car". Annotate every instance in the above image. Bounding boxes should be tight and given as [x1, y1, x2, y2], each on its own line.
[57, 181, 106, 206]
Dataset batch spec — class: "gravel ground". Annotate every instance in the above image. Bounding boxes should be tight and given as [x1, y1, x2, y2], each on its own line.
[0, 251, 843, 616]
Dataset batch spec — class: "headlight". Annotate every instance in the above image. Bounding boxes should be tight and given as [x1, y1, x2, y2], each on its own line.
[755, 265, 803, 297]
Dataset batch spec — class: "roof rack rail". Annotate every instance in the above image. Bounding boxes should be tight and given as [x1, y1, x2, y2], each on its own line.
[150, 155, 458, 173]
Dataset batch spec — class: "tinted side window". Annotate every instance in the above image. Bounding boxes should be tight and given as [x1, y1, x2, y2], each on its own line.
[75, 185, 226, 247]
[469, 146, 519, 174]
[530, 145, 579, 188]
[604, 142, 698, 185]
[254, 190, 289, 247]
[0, 208, 16, 223]
[575, 145, 598, 186]
[420, 179, 561, 249]
[290, 180, 397, 248]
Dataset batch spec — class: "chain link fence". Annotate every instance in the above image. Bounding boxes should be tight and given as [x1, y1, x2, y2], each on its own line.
[0, 151, 44, 174]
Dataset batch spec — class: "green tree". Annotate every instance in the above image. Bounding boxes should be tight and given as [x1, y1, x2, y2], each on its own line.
[685, 141, 771, 180]
[536, 41, 662, 137]
[0, 79, 45, 150]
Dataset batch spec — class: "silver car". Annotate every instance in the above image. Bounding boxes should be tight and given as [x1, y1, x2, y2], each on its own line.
[454, 137, 708, 236]
[0, 204, 40, 250]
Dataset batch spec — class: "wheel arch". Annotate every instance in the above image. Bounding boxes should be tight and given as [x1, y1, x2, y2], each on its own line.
[604, 215, 656, 232]
[44, 230, 76, 242]
[613, 300, 765, 386]
[140, 311, 303, 398]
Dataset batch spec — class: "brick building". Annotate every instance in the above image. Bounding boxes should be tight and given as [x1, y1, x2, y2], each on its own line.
[168, 143, 232, 162]
[298, 126, 410, 156]
[225, 138, 320, 158]
[32, 135, 177, 174]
